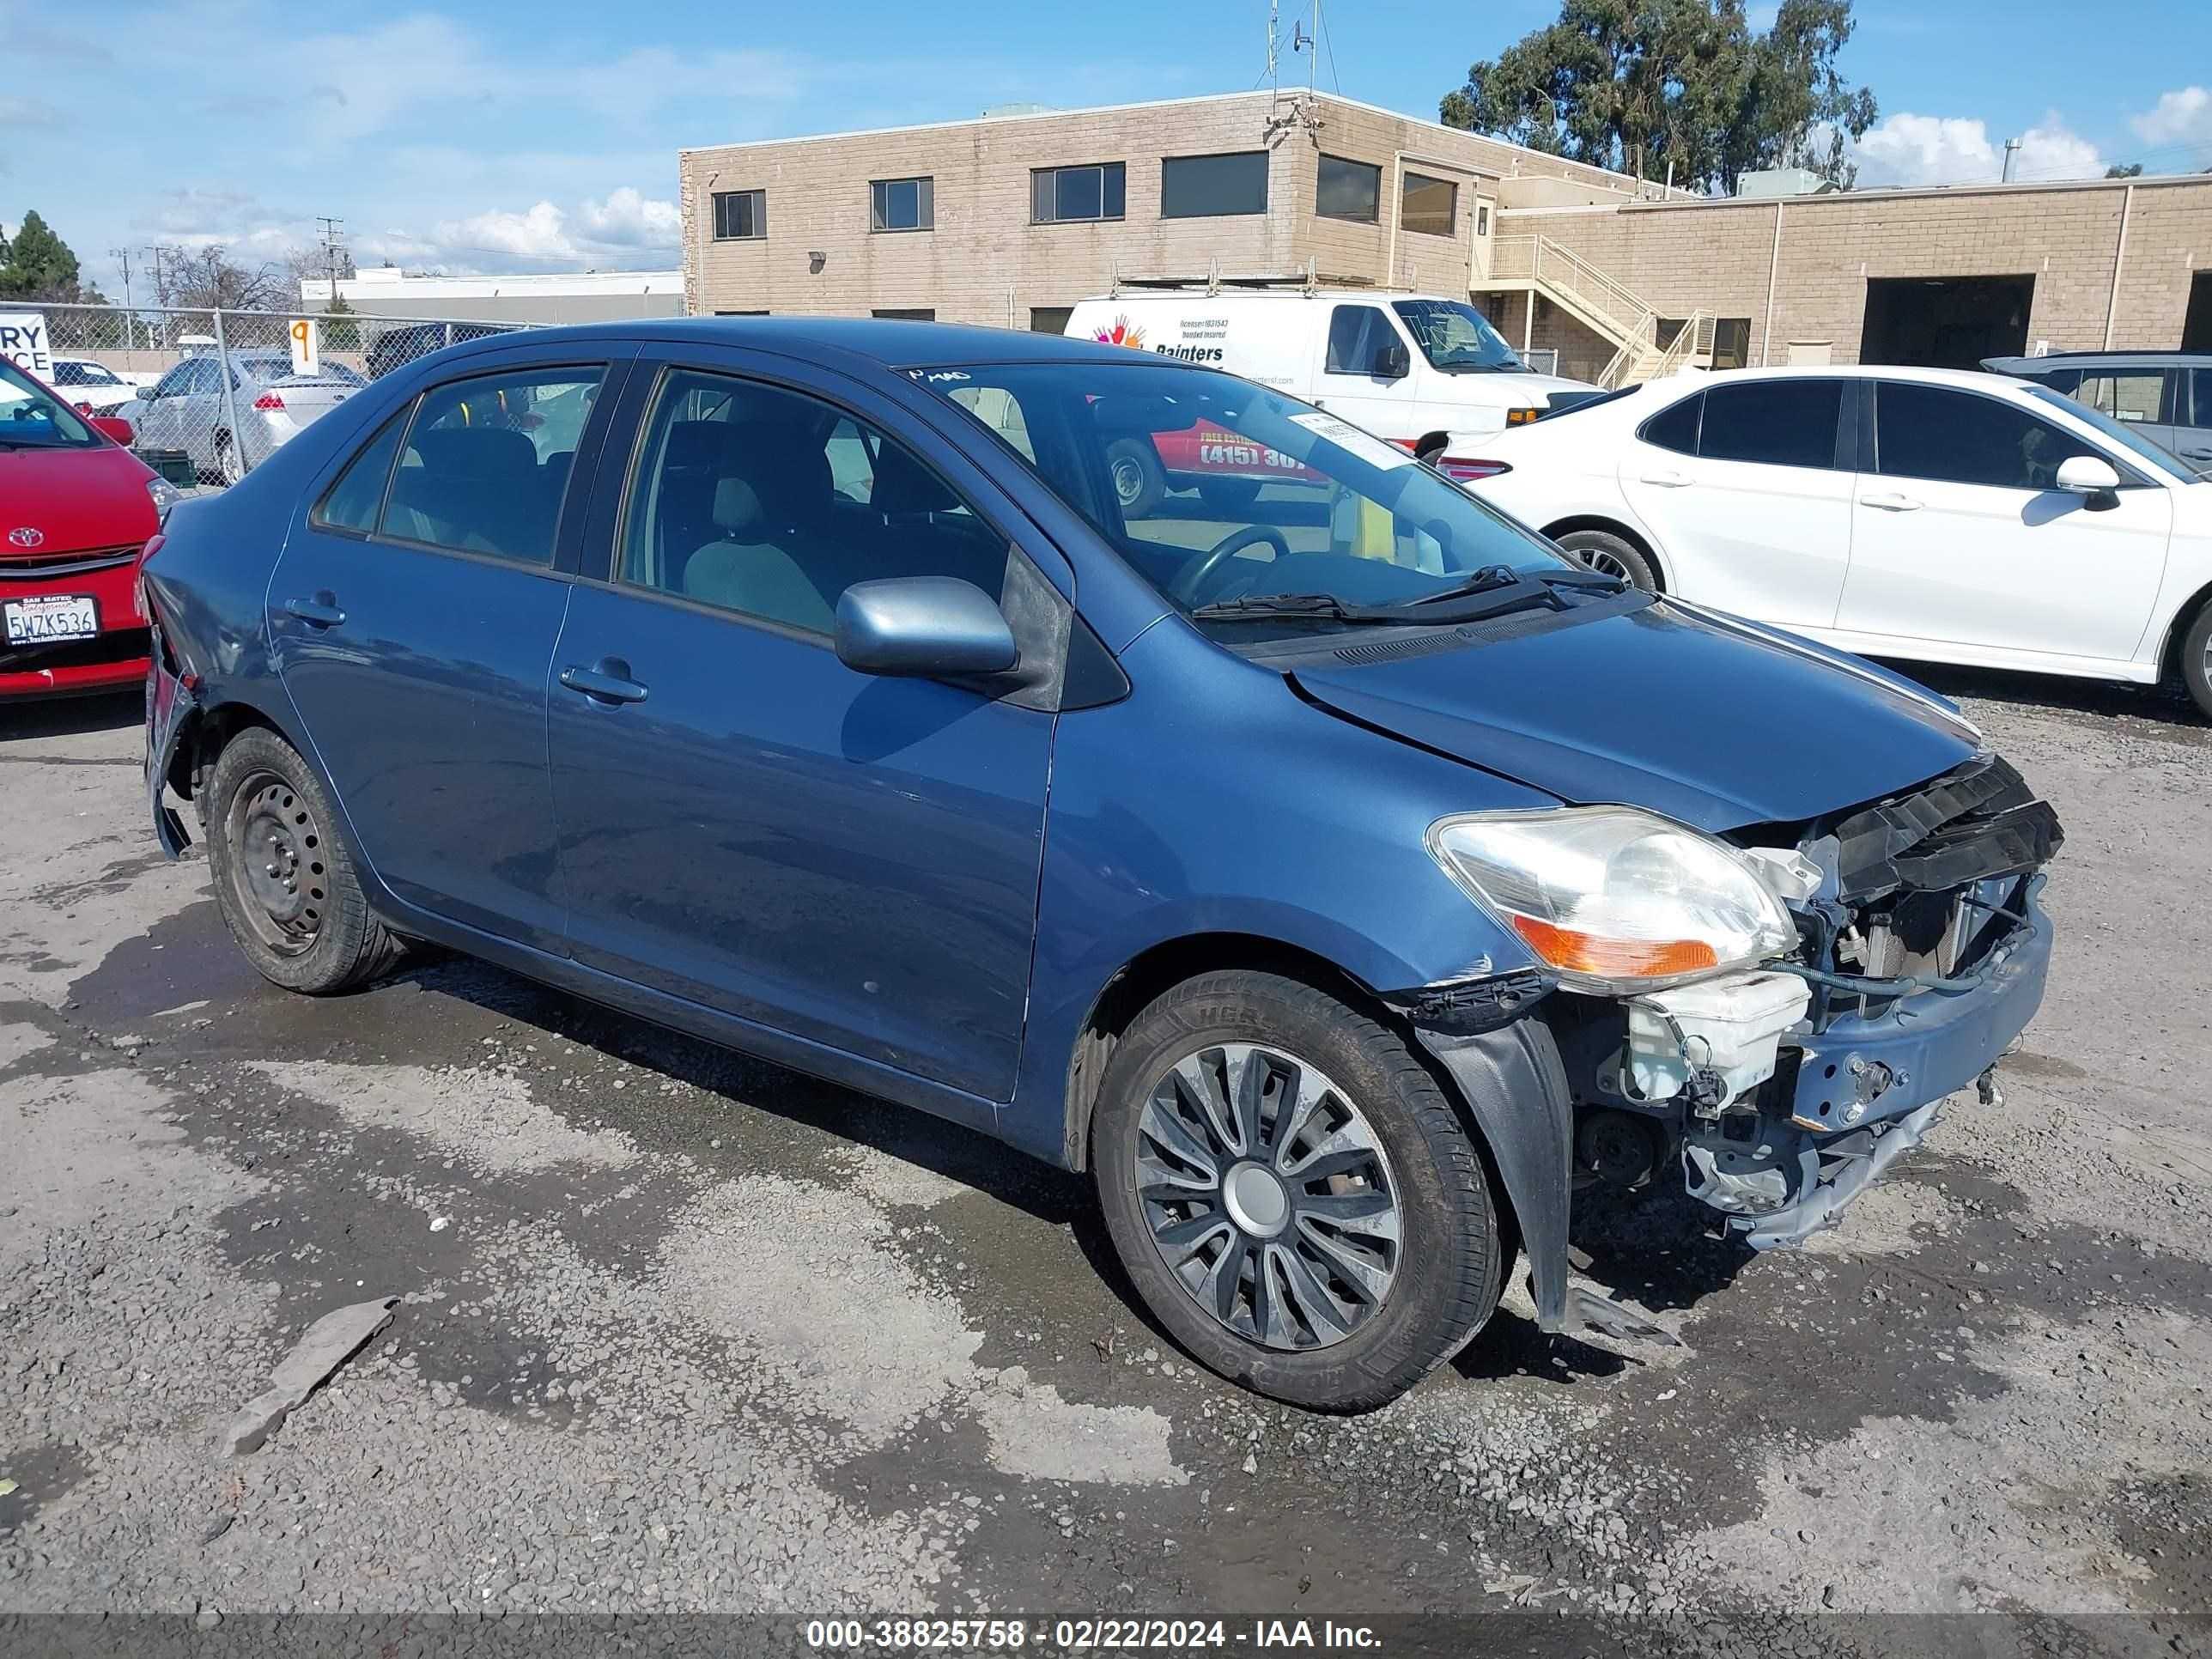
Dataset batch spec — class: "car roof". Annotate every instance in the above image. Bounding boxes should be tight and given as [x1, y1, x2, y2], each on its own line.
[1983, 349, 2212, 368]
[1627, 362, 2047, 398]
[433, 314, 1176, 374]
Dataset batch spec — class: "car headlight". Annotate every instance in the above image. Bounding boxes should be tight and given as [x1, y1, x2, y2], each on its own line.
[1426, 807, 1798, 994]
[147, 476, 184, 526]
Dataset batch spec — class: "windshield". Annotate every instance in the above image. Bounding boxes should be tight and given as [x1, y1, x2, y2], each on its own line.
[0, 358, 99, 450]
[2024, 385, 2197, 483]
[922, 360, 1588, 640]
[1390, 299, 1524, 374]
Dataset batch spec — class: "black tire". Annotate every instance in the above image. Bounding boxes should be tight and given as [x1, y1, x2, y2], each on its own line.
[1106, 437, 1166, 518]
[1091, 970, 1502, 1412]
[1553, 527, 1658, 590]
[1195, 477, 1262, 515]
[204, 726, 404, 995]
[2179, 599, 2212, 722]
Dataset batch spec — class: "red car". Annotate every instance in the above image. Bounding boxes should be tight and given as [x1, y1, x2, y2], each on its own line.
[2, 356, 179, 698]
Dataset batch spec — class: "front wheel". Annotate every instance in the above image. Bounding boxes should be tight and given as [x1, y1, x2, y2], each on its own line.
[1553, 527, 1657, 590]
[205, 726, 404, 994]
[1091, 971, 1502, 1411]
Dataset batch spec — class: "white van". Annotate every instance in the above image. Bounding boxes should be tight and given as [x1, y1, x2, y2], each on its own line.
[1062, 289, 1601, 483]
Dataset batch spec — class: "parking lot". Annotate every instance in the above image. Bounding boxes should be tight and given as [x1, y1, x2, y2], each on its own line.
[2, 672, 2208, 1650]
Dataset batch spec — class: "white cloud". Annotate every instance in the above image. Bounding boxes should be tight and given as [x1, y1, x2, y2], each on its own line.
[349, 190, 683, 274]
[2129, 86, 2212, 151]
[1851, 111, 2103, 187]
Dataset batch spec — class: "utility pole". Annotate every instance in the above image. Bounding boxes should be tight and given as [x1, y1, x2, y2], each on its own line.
[2002, 137, 2022, 183]
[316, 217, 347, 311]
[109, 247, 136, 357]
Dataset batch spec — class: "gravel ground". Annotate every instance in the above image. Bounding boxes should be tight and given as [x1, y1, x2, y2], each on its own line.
[1, 668, 2208, 1655]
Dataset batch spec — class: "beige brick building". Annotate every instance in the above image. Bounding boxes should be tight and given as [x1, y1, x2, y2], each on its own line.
[678, 92, 2212, 386]
[1491, 174, 2212, 385]
[678, 91, 1665, 330]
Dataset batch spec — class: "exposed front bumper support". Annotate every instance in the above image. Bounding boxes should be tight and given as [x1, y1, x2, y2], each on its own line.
[144, 627, 194, 859]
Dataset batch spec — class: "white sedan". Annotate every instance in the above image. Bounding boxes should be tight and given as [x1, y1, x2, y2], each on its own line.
[46, 357, 142, 414]
[1462, 364, 2212, 717]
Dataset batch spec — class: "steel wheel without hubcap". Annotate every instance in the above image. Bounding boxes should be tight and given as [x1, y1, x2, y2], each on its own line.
[222, 771, 330, 957]
[1135, 1042, 1401, 1352]
[1111, 454, 1147, 508]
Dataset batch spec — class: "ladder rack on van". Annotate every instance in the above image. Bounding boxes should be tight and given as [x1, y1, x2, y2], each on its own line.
[1107, 257, 1383, 299]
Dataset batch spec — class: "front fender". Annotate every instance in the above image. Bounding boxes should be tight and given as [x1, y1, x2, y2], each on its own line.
[1006, 623, 1559, 1167]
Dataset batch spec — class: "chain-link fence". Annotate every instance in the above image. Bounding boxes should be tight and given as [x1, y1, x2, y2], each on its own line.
[32, 303, 538, 486]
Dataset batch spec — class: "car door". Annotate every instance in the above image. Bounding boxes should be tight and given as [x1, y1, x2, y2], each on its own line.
[266, 350, 629, 953]
[135, 362, 198, 460]
[2173, 368, 2212, 475]
[545, 350, 1066, 1109]
[1835, 380, 2172, 664]
[1311, 302, 1412, 439]
[1615, 377, 1856, 629]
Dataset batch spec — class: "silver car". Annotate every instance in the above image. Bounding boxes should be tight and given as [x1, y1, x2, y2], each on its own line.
[131, 351, 364, 484]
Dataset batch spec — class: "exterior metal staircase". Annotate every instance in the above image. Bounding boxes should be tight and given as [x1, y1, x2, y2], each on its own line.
[1483, 236, 1712, 387]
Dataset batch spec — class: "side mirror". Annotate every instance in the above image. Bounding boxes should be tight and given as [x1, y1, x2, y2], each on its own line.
[1374, 341, 1412, 380]
[835, 576, 1018, 680]
[91, 416, 135, 447]
[2054, 454, 2122, 507]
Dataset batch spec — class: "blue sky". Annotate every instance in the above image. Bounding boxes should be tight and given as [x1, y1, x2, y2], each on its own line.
[4, 0, 2209, 299]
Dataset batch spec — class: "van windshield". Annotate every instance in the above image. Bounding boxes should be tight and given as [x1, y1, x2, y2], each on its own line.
[922, 359, 1595, 641]
[1390, 299, 1524, 374]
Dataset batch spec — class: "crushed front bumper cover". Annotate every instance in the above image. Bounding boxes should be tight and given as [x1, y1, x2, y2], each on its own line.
[1686, 884, 2053, 1249]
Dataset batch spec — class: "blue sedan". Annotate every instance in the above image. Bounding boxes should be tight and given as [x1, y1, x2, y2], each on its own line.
[143, 319, 2060, 1410]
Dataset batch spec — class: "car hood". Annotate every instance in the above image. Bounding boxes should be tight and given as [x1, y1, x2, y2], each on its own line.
[1289, 596, 1984, 832]
[0, 441, 158, 557]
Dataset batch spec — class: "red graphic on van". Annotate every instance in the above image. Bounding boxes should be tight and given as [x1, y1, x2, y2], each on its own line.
[1093, 315, 1146, 349]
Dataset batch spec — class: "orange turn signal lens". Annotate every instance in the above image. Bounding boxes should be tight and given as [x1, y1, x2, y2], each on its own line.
[1505, 408, 1540, 425]
[1509, 916, 1720, 981]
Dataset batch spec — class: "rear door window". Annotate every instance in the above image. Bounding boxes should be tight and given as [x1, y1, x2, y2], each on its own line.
[313, 409, 413, 535]
[1695, 380, 1844, 470]
[1638, 390, 1702, 455]
[380, 367, 606, 563]
[1875, 382, 2100, 491]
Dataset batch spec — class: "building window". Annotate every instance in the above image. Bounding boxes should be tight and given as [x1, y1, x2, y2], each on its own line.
[1316, 155, 1381, 223]
[870, 177, 934, 233]
[1400, 171, 1457, 237]
[1711, 318, 1752, 371]
[1160, 151, 1268, 219]
[1030, 306, 1074, 335]
[1033, 162, 1125, 224]
[871, 308, 935, 321]
[712, 189, 766, 240]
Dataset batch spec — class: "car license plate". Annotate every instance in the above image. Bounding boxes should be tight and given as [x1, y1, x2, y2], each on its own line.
[3, 594, 100, 646]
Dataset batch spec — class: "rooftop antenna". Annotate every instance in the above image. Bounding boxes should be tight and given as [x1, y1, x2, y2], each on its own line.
[1264, 0, 1325, 147]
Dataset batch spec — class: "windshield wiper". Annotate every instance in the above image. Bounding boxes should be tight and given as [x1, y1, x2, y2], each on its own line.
[1401, 565, 1524, 606]
[1188, 592, 1413, 625]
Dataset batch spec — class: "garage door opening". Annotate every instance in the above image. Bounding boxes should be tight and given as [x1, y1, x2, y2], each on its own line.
[1861, 275, 2034, 370]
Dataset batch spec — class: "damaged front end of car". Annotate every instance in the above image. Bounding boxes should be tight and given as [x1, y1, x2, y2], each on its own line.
[1394, 754, 2061, 1338]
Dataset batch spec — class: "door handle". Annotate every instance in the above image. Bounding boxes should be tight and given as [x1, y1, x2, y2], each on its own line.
[283, 594, 346, 628]
[559, 659, 649, 706]
[1638, 469, 1691, 488]
[1858, 491, 1923, 512]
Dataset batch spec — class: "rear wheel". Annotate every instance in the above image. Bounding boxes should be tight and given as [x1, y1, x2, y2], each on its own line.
[1552, 526, 1657, 590]
[205, 727, 403, 994]
[1107, 438, 1166, 518]
[2179, 599, 2212, 721]
[215, 431, 244, 487]
[1091, 970, 1502, 1411]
